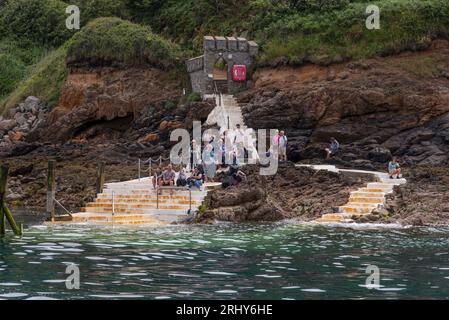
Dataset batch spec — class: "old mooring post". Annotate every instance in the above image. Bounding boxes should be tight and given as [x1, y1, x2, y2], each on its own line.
[0, 164, 21, 236]
[96, 161, 106, 195]
[47, 160, 56, 222]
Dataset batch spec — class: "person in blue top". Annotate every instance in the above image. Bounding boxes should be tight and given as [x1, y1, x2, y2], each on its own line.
[325, 137, 340, 159]
[388, 157, 402, 179]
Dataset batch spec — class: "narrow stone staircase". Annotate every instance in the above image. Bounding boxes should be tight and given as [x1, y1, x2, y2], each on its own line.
[69, 177, 213, 226]
[206, 94, 258, 162]
[296, 164, 406, 224]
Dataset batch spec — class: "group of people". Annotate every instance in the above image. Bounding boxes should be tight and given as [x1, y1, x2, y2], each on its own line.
[151, 164, 205, 195]
[323, 137, 402, 179]
[152, 132, 402, 194]
[269, 130, 288, 161]
[190, 124, 255, 174]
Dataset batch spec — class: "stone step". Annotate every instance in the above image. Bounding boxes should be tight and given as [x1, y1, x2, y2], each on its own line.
[96, 194, 203, 200]
[344, 202, 380, 207]
[72, 217, 159, 226]
[339, 206, 375, 214]
[85, 203, 197, 210]
[360, 187, 392, 193]
[348, 197, 385, 204]
[350, 191, 386, 197]
[378, 179, 407, 184]
[90, 199, 201, 205]
[83, 204, 192, 213]
[98, 193, 206, 199]
[366, 183, 395, 189]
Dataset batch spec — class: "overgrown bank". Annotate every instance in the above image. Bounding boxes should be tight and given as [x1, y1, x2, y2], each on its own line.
[3, 0, 449, 114]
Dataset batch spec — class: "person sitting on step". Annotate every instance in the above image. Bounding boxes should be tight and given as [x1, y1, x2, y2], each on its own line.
[152, 166, 163, 190]
[325, 137, 340, 159]
[176, 168, 188, 187]
[158, 164, 175, 195]
[388, 157, 402, 179]
[187, 167, 203, 190]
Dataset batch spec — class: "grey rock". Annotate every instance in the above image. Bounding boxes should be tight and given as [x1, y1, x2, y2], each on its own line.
[24, 96, 40, 111]
[368, 147, 392, 163]
[6, 192, 22, 201]
[0, 119, 16, 132]
[14, 113, 27, 126]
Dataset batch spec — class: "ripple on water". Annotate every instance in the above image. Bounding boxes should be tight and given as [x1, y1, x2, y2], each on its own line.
[0, 293, 28, 298]
[203, 271, 236, 276]
[215, 290, 238, 294]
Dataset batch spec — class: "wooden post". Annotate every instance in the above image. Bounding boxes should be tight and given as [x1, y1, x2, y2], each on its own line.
[0, 165, 9, 235]
[0, 207, 5, 236]
[3, 205, 21, 236]
[96, 161, 106, 195]
[0, 164, 21, 236]
[47, 160, 56, 222]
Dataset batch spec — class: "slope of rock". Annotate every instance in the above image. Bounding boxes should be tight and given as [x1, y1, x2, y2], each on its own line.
[196, 163, 367, 223]
[239, 40, 449, 168]
[34, 67, 182, 143]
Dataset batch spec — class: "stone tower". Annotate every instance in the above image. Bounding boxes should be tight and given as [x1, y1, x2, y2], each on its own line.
[186, 36, 258, 95]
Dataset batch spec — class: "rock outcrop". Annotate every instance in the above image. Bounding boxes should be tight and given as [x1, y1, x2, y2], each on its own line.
[196, 163, 367, 223]
[0, 96, 48, 152]
[239, 41, 449, 168]
[384, 166, 449, 226]
[34, 67, 183, 143]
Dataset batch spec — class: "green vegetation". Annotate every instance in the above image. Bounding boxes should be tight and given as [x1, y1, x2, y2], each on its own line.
[164, 101, 177, 112]
[67, 17, 181, 69]
[1, 45, 68, 114]
[1, 0, 449, 113]
[259, 0, 449, 64]
[0, 0, 71, 47]
[186, 92, 202, 103]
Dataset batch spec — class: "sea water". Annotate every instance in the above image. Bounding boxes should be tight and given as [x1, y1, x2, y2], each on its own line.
[0, 221, 449, 300]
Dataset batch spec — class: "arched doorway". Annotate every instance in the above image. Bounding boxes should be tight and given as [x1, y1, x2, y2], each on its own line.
[213, 57, 228, 93]
[213, 57, 228, 81]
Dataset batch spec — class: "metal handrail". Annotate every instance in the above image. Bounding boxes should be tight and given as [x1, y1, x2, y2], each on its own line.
[138, 156, 171, 180]
[155, 186, 192, 214]
[53, 197, 73, 218]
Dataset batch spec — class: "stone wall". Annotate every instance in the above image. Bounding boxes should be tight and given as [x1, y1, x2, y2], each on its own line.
[186, 36, 258, 95]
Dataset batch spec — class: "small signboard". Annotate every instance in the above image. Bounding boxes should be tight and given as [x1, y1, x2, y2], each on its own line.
[232, 65, 247, 82]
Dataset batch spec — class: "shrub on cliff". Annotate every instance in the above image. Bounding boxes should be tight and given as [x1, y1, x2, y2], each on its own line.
[66, 17, 181, 69]
[0, 0, 71, 47]
[1, 45, 68, 114]
[73, 0, 130, 22]
[259, 0, 449, 64]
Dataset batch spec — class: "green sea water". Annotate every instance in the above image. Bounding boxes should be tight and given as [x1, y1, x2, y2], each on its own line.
[0, 222, 449, 300]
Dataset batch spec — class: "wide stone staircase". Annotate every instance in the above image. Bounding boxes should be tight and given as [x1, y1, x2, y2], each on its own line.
[69, 177, 212, 226]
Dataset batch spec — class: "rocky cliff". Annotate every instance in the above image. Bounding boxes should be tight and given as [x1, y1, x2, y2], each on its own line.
[196, 163, 367, 223]
[239, 40, 449, 169]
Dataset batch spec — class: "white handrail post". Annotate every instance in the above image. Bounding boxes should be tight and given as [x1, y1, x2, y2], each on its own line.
[111, 190, 115, 228]
[112, 191, 115, 215]
[138, 158, 141, 181]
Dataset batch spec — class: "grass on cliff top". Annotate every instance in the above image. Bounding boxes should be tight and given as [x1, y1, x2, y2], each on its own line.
[0, 44, 68, 115]
[258, 0, 449, 64]
[67, 17, 182, 69]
